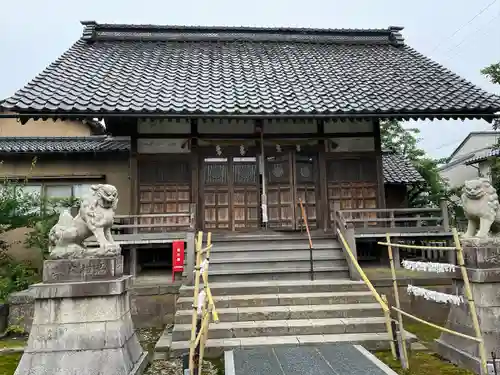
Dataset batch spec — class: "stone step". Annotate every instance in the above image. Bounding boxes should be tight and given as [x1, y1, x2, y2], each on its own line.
[208, 259, 347, 272]
[209, 249, 344, 263]
[165, 331, 417, 358]
[207, 268, 350, 282]
[174, 303, 383, 324]
[171, 317, 387, 341]
[176, 291, 376, 310]
[207, 265, 348, 276]
[179, 279, 368, 297]
[210, 239, 341, 252]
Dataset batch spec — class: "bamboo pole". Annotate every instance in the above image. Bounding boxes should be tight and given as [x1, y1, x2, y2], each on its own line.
[198, 232, 213, 371]
[377, 241, 456, 251]
[189, 231, 204, 375]
[336, 229, 389, 312]
[382, 294, 397, 359]
[392, 307, 482, 343]
[453, 228, 488, 374]
[386, 233, 409, 370]
[202, 272, 219, 322]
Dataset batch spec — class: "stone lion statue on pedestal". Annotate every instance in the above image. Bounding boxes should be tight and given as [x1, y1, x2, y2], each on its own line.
[48, 184, 121, 259]
[461, 178, 500, 238]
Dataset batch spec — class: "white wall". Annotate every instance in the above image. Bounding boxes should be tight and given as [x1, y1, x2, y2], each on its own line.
[440, 133, 499, 188]
[448, 133, 498, 162]
[441, 164, 480, 188]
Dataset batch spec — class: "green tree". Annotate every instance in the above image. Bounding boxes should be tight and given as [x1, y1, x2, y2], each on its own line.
[481, 62, 500, 85]
[380, 120, 426, 160]
[0, 181, 41, 301]
[481, 62, 500, 189]
[380, 120, 450, 208]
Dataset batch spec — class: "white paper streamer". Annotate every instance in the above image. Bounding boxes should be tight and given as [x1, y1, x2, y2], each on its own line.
[197, 290, 206, 315]
[407, 284, 463, 305]
[401, 260, 456, 273]
[194, 259, 209, 274]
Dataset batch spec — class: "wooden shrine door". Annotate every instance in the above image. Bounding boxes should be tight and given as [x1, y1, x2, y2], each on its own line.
[326, 157, 378, 225]
[138, 156, 192, 231]
[202, 156, 259, 231]
[265, 151, 318, 230]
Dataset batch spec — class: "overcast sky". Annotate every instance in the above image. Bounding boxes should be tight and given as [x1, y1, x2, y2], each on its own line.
[1, 0, 499, 158]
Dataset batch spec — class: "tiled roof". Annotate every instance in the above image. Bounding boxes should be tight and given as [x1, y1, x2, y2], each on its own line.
[382, 152, 424, 184]
[1, 22, 500, 119]
[0, 136, 129, 153]
[465, 148, 500, 165]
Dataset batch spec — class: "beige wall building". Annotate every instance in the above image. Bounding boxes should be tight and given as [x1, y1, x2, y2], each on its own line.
[0, 115, 130, 265]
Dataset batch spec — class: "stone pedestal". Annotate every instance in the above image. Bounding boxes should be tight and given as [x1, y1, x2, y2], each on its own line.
[14, 256, 148, 375]
[435, 238, 500, 375]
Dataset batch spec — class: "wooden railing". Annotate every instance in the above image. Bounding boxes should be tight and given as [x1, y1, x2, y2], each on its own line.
[334, 210, 360, 280]
[334, 201, 454, 266]
[337, 201, 450, 235]
[112, 203, 197, 234]
[298, 198, 314, 281]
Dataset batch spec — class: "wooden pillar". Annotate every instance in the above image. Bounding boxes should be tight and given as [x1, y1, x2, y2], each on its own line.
[130, 120, 139, 215]
[190, 119, 200, 230]
[393, 238, 401, 269]
[373, 119, 386, 209]
[346, 225, 361, 280]
[129, 120, 139, 278]
[317, 120, 329, 231]
[130, 247, 138, 277]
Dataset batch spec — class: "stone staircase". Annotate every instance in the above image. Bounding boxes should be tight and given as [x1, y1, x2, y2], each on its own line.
[155, 279, 416, 358]
[206, 234, 350, 282]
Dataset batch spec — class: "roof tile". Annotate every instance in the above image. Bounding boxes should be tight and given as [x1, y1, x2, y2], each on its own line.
[1, 23, 499, 117]
[382, 152, 424, 184]
[0, 137, 129, 153]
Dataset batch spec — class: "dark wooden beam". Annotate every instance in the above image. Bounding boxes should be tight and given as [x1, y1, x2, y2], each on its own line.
[130, 119, 139, 215]
[190, 119, 201, 230]
[373, 119, 386, 209]
[136, 132, 375, 140]
[317, 120, 329, 231]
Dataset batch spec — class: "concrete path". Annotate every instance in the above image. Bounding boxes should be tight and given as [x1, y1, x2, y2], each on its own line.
[225, 343, 398, 375]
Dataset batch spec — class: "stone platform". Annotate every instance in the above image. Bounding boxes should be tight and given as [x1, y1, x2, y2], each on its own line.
[436, 238, 500, 375]
[226, 344, 398, 375]
[14, 256, 148, 375]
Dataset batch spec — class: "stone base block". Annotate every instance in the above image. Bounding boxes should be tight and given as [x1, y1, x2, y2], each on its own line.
[15, 258, 146, 375]
[32, 275, 133, 299]
[43, 256, 124, 283]
[15, 348, 149, 375]
[435, 338, 498, 375]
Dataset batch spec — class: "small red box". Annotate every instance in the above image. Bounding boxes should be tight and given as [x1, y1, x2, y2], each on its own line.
[172, 240, 185, 282]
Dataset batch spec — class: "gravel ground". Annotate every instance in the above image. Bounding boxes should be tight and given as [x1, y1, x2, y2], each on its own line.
[137, 327, 223, 375]
[145, 358, 221, 375]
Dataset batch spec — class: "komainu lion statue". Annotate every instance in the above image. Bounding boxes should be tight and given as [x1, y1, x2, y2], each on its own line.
[461, 178, 500, 238]
[48, 184, 121, 259]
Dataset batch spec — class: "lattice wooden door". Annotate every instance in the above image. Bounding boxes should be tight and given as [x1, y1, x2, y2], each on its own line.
[202, 156, 259, 231]
[266, 154, 295, 229]
[138, 157, 191, 232]
[326, 157, 378, 225]
[202, 158, 231, 230]
[295, 155, 318, 229]
[232, 157, 259, 230]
